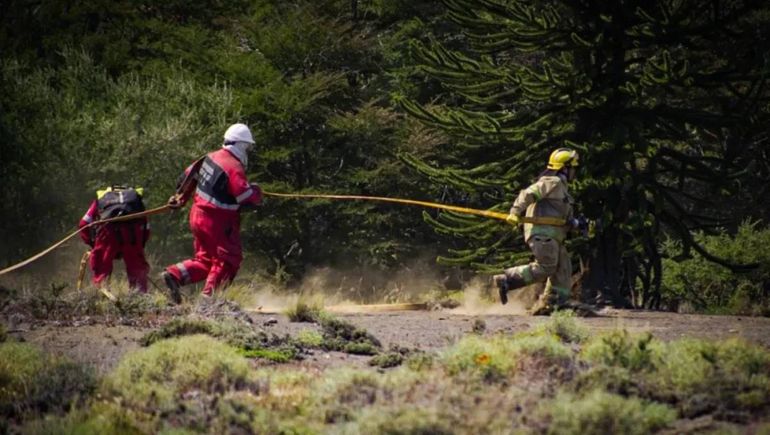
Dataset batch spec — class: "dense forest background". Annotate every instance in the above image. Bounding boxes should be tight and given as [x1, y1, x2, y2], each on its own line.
[1, 0, 769, 314]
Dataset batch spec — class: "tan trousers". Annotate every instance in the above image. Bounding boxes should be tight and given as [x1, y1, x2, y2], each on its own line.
[504, 236, 571, 303]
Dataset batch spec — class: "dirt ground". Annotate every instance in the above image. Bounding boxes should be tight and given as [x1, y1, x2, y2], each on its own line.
[12, 307, 770, 373]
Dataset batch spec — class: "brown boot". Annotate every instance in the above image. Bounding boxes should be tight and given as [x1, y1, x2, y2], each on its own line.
[529, 288, 557, 316]
[528, 298, 553, 316]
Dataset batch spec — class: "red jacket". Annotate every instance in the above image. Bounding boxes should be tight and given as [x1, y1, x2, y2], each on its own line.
[185, 148, 262, 214]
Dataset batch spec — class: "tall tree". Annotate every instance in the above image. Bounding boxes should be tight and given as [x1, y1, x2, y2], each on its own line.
[400, 0, 770, 307]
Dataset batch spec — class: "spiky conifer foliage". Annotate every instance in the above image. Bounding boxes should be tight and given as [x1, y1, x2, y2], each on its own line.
[401, 0, 770, 306]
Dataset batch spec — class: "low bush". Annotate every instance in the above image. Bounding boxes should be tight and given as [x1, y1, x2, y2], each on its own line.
[22, 402, 145, 435]
[140, 316, 305, 363]
[581, 330, 660, 372]
[650, 338, 770, 419]
[347, 407, 453, 435]
[285, 300, 323, 323]
[104, 335, 255, 413]
[533, 309, 589, 344]
[296, 329, 324, 347]
[0, 342, 96, 420]
[318, 315, 382, 355]
[440, 333, 571, 382]
[541, 389, 676, 435]
[582, 330, 770, 420]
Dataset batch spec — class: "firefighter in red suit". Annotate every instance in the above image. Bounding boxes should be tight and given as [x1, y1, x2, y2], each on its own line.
[162, 123, 262, 303]
[79, 186, 150, 292]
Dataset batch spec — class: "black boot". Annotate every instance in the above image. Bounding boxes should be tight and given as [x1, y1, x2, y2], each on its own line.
[493, 274, 527, 305]
[162, 271, 182, 305]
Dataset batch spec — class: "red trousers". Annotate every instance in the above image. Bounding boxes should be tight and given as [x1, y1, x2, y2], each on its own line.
[90, 223, 149, 292]
[166, 205, 243, 295]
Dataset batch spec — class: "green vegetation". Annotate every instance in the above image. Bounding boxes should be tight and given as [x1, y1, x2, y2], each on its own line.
[0, 282, 171, 321]
[105, 335, 254, 413]
[318, 314, 382, 355]
[7, 315, 770, 433]
[284, 299, 324, 322]
[140, 316, 303, 363]
[0, 0, 768, 312]
[0, 342, 96, 420]
[542, 389, 677, 435]
[580, 330, 770, 419]
[661, 222, 770, 315]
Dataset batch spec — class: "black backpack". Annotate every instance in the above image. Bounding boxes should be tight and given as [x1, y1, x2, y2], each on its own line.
[97, 186, 146, 219]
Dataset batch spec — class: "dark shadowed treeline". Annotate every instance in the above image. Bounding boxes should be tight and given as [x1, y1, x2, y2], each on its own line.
[0, 0, 451, 284]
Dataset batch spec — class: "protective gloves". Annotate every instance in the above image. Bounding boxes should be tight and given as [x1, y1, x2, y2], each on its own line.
[167, 195, 183, 210]
[506, 213, 520, 226]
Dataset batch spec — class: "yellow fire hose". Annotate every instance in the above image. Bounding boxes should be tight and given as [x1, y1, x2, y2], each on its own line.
[76, 250, 91, 292]
[0, 191, 565, 277]
[0, 205, 170, 276]
[261, 191, 566, 226]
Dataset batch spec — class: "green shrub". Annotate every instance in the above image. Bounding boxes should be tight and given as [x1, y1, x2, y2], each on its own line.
[319, 315, 382, 355]
[406, 352, 435, 371]
[581, 330, 660, 372]
[139, 318, 215, 346]
[105, 335, 253, 412]
[238, 348, 296, 363]
[296, 329, 324, 347]
[660, 221, 770, 315]
[21, 402, 145, 435]
[583, 331, 770, 419]
[650, 338, 770, 417]
[317, 370, 382, 424]
[542, 389, 676, 435]
[369, 352, 405, 369]
[0, 342, 96, 419]
[140, 316, 304, 363]
[285, 300, 324, 322]
[347, 407, 453, 435]
[534, 309, 589, 343]
[440, 333, 571, 382]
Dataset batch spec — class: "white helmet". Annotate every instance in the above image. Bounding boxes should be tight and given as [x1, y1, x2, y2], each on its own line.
[223, 123, 255, 144]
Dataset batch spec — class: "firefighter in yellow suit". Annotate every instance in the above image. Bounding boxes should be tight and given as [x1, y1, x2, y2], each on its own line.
[494, 148, 580, 315]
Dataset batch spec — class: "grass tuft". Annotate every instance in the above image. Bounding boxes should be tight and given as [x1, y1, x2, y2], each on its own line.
[285, 300, 323, 322]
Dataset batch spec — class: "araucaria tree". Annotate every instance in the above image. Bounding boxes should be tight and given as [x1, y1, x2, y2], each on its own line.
[401, 0, 770, 307]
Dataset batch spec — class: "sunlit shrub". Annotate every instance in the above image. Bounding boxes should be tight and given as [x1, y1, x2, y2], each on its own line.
[440, 333, 571, 382]
[105, 335, 253, 413]
[533, 309, 589, 344]
[581, 330, 660, 372]
[541, 389, 676, 435]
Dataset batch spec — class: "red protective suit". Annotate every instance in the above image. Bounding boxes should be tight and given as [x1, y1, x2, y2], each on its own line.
[165, 147, 262, 295]
[79, 201, 150, 292]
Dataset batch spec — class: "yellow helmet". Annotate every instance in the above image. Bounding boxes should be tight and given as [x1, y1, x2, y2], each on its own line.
[547, 148, 579, 170]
